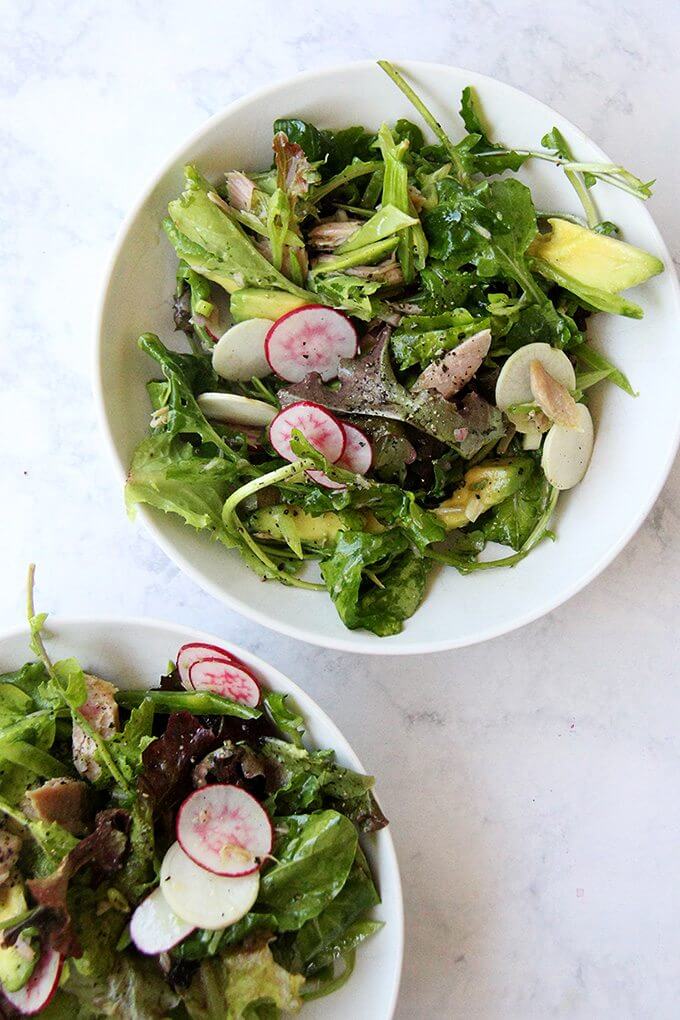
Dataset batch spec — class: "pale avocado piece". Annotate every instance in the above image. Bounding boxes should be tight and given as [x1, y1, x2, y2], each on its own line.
[251, 506, 347, 547]
[435, 458, 532, 530]
[531, 256, 644, 319]
[529, 218, 663, 292]
[230, 289, 310, 323]
[0, 883, 37, 992]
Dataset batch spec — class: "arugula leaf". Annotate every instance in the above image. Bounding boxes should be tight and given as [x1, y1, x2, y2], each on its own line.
[418, 260, 476, 311]
[357, 549, 430, 637]
[263, 693, 305, 748]
[309, 273, 381, 320]
[258, 811, 358, 931]
[576, 345, 637, 396]
[481, 461, 553, 551]
[501, 302, 583, 353]
[458, 85, 528, 176]
[135, 334, 248, 460]
[319, 530, 430, 636]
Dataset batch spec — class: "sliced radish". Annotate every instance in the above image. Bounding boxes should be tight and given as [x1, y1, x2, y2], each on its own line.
[197, 392, 276, 427]
[2, 949, 62, 1016]
[496, 343, 575, 434]
[269, 401, 345, 465]
[177, 641, 242, 689]
[177, 785, 272, 877]
[338, 423, 372, 474]
[541, 403, 594, 490]
[212, 319, 272, 381]
[159, 841, 259, 930]
[265, 305, 357, 383]
[130, 887, 195, 954]
[188, 658, 260, 707]
[307, 423, 373, 489]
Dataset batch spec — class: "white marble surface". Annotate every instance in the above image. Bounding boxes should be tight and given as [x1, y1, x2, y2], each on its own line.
[2, 1, 680, 1016]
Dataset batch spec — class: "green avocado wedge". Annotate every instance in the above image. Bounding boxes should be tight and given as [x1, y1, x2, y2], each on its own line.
[529, 218, 663, 293]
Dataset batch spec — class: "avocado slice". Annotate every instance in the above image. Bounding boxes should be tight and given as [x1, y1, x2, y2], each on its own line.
[529, 218, 663, 293]
[435, 458, 533, 530]
[229, 289, 309, 323]
[250, 506, 348, 548]
[0, 883, 37, 992]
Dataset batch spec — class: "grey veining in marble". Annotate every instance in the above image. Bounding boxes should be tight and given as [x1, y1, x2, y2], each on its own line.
[2, 1, 680, 1016]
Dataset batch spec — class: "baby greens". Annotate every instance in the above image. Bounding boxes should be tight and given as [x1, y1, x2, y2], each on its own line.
[0, 576, 387, 1017]
[126, 60, 662, 637]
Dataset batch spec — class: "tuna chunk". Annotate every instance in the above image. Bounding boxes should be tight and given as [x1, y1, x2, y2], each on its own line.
[72, 675, 119, 782]
[24, 779, 91, 836]
[529, 359, 581, 429]
[0, 827, 21, 886]
[307, 220, 362, 250]
[412, 329, 492, 399]
[225, 171, 255, 211]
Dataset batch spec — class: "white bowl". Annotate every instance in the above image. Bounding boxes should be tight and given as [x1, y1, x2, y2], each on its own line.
[0, 617, 404, 1018]
[96, 60, 680, 655]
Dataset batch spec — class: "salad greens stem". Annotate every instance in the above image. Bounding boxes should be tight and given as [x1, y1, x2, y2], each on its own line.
[470, 485, 559, 569]
[26, 565, 131, 792]
[222, 463, 327, 591]
[115, 689, 261, 719]
[310, 161, 383, 202]
[475, 150, 653, 201]
[377, 61, 470, 184]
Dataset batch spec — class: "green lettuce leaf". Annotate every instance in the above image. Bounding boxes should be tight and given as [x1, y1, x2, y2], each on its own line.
[276, 846, 380, 975]
[183, 940, 304, 1020]
[258, 811, 358, 931]
[166, 170, 311, 299]
[125, 433, 240, 536]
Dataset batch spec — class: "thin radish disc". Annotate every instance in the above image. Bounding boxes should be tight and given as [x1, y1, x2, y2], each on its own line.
[177, 642, 241, 689]
[265, 305, 357, 382]
[189, 657, 260, 707]
[308, 423, 373, 489]
[130, 887, 195, 955]
[2, 949, 62, 1015]
[159, 841, 260, 929]
[269, 401, 345, 464]
[177, 784, 273, 876]
[338, 423, 372, 473]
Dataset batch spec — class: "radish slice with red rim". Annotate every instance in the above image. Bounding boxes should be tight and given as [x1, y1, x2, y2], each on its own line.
[2, 948, 62, 1015]
[338, 423, 372, 474]
[265, 304, 357, 382]
[188, 657, 260, 707]
[269, 401, 345, 464]
[176, 784, 273, 876]
[307, 423, 373, 489]
[130, 887, 195, 955]
[177, 642, 242, 689]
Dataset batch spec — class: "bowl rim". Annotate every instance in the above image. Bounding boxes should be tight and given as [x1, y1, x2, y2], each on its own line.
[94, 58, 680, 656]
[0, 613, 405, 1017]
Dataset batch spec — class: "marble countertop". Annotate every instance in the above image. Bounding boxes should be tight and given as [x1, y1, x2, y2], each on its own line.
[2, 1, 680, 1016]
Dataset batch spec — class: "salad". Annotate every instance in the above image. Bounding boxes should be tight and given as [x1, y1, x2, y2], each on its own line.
[0, 571, 387, 1017]
[126, 60, 663, 637]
